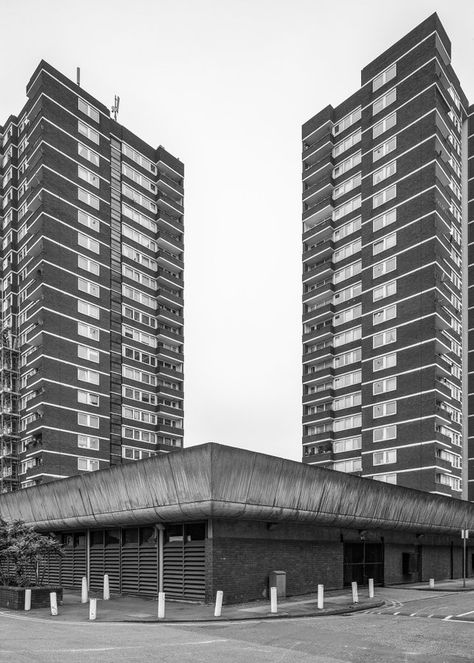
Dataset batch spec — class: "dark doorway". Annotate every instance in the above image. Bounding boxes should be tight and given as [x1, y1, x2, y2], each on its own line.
[343, 542, 384, 586]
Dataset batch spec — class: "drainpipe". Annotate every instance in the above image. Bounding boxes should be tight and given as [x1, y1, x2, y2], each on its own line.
[86, 529, 90, 589]
[155, 524, 165, 593]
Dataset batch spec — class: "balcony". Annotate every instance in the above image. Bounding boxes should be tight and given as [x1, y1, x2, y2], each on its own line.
[303, 238, 334, 265]
[435, 377, 452, 399]
[303, 195, 333, 230]
[303, 302, 334, 324]
[303, 259, 334, 285]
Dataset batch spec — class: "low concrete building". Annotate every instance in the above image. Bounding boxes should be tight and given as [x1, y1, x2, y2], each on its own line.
[0, 443, 473, 603]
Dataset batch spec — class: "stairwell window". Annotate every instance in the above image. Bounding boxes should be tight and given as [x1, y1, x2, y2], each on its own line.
[373, 161, 396, 185]
[373, 88, 397, 115]
[373, 64, 396, 92]
[373, 232, 396, 255]
[373, 401, 397, 418]
[373, 304, 397, 325]
[373, 352, 397, 371]
[373, 112, 396, 139]
[373, 185, 396, 209]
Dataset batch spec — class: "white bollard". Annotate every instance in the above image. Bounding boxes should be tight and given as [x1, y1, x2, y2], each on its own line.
[270, 586, 278, 614]
[351, 581, 359, 604]
[24, 589, 31, 611]
[158, 592, 165, 619]
[81, 576, 88, 603]
[214, 590, 223, 617]
[89, 597, 97, 621]
[368, 578, 374, 599]
[429, 578, 435, 588]
[50, 592, 58, 616]
[103, 574, 110, 601]
[317, 584, 324, 609]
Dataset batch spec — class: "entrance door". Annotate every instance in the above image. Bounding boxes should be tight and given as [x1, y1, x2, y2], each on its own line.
[343, 541, 384, 586]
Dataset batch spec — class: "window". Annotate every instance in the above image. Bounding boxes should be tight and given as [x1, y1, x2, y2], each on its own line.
[78, 143, 100, 167]
[123, 346, 156, 367]
[122, 426, 157, 444]
[122, 184, 156, 213]
[122, 406, 157, 425]
[373, 185, 396, 209]
[373, 232, 396, 255]
[333, 107, 361, 136]
[78, 390, 99, 406]
[78, 412, 100, 428]
[333, 152, 361, 179]
[373, 256, 396, 279]
[78, 255, 100, 276]
[333, 173, 361, 200]
[334, 239, 361, 263]
[373, 88, 396, 115]
[78, 435, 100, 450]
[373, 401, 397, 418]
[122, 305, 157, 329]
[78, 300, 100, 319]
[373, 64, 396, 92]
[123, 385, 157, 406]
[334, 370, 361, 389]
[334, 348, 361, 368]
[333, 282, 362, 304]
[122, 224, 158, 253]
[78, 345, 100, 363]
[122, 204, 157, 233]
[333, 436, 362, 454]
[78, 232, 100, 254]
[334, 326, 361, 347]
[122, 143, 156, 173]
[373, 426, 397, 443]
[122, 446, 155, 461]
[122, 326, 157, 348]
[78, 457, 100, 472]
[78, 322, 100, 341]
[78, 121, 100, 145]
[373, 449, 397, 464]
[373, 280, 396, 301]
[373, 377, 397, 395]
[333, 195, 361, 221]
[78, 277, 100, 297]
[78, 165, 100, 188]
[333, 216, 361, 242]
[122, 244, 158, 272]
[373, 304, 397, 325]
[122, 264, 156, 289]
[333, 458, 362, 473]
[122, 285, 156, 310]
[373, 136, 397, 162]
[334, 260, 361, 284]
[332, 129, 361, 158]
[78, 188, 99, 210]
[77, 368, 100, 385]
[334, 414, 361, 431]
[334, 304, 361, 326]
[78, 98, 100, 122]
[373, 352, 397, 371]
[78, 210, 100, 232]
[373, 112, 396, 139]
[373, 473, 397, 484]
[122, 365, 157, 386]
[122, 163, 156, 193]
[333, 392, 361, 411]
[373, 161, 396, 185]
[373, 209, 396, 232]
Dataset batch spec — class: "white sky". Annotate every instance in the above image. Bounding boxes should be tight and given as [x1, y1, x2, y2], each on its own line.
[1, 0, 474, 461]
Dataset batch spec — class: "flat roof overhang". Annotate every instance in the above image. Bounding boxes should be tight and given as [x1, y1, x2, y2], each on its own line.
[0, 443, 473, 535]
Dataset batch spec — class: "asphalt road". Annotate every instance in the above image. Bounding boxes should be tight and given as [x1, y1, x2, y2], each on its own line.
[1, 590, 473, 662]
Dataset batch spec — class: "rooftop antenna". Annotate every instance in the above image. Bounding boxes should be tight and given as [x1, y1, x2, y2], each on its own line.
[76, 67, 81, 87]
[111, 95, 120, 121]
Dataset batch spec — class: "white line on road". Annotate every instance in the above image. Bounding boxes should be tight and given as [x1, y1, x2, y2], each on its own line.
[443, 615, 453, 620]
[456, 610, 474, 617]
[0, 640, 228, 654]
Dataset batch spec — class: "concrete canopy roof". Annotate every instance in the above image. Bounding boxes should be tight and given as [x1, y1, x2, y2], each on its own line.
[0, 443, 473, 534]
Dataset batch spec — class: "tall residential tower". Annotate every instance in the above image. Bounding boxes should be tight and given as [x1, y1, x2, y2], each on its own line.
[0, 61, 184, 490]
[302, 14, 470, 498]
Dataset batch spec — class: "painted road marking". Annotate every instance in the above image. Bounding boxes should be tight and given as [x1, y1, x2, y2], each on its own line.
[457, 610, 474, 617]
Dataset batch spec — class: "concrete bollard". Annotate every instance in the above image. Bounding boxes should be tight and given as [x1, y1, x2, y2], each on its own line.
[214, 590, 223, 617]
[270, 586, 278, 614]
[317, 584, 324, 609]
[368, 578, 374, 599]
[429, 578, 435, 588]
[103, 574, 110, 601]
[351, 581, 359, 604]
[158, 592, 165, 619]
[89, 598, 97, 621]
[50, 592, 58, 616]
[24, 589, 31, 611]
[81, 576, 88, 603]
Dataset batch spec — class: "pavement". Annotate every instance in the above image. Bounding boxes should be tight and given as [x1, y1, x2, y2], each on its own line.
[1, 578, 473, 623]
[1, 586, 384, 623]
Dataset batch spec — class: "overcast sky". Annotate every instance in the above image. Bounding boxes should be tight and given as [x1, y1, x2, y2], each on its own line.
[2, 0, 474, 461]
